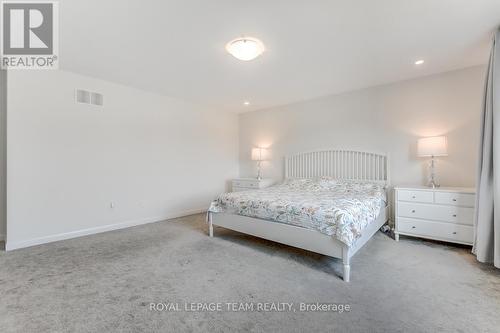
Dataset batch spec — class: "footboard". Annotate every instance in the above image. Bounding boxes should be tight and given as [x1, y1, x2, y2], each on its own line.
[207, 206, 389, 282]
[209, 212, 344, 257]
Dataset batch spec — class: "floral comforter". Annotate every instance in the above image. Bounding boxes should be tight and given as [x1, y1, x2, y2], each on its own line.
[208, 178, 386, 246]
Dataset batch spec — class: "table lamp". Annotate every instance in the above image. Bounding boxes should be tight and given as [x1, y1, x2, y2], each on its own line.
[417, 136, 448, 188]
[251, 147, 268, 180]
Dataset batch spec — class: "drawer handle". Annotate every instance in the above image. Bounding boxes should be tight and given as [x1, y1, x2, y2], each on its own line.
[452, 199, 457, 202]
[411, 210, 416, 213]
[412, 195, 416, 199]
[452, 214, 457, 217]
[452, 232, 457, 235]
[412, 226, 416, 229]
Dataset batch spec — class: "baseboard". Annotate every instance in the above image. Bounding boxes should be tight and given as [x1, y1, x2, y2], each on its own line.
[5, 208, 206, 251]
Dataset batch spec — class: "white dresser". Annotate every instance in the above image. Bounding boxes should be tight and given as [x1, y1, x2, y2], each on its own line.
[232, 178, 274, 192]
[394, 186, 475, 245]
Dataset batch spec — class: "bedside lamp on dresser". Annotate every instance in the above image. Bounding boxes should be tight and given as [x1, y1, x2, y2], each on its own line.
[251, 147, 268, 180]
[232, 147, 274, 192]
[395, 136, 475, 245]
[417, 136, 448, 188]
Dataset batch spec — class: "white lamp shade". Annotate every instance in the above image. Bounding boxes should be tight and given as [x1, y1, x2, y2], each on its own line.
[417, 136, 448, 157]
[251, 147, 268, 161]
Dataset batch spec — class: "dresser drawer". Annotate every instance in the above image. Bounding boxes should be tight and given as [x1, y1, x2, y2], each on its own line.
[397, 190, 433, 203]
[232, 186, 251, 192]
[232, 180, 259, 188]
[397, 202, 474, 225]
[434, 192, 475, 207]
[397, 218, 473, 244]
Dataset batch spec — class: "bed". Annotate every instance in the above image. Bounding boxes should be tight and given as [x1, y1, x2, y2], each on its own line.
[207, 149, 390, 282]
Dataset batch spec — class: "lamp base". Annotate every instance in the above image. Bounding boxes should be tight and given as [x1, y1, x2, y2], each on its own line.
[256, 160, 262, 180]
[427, 180, 440, 188]
[427, 156, 439, 188]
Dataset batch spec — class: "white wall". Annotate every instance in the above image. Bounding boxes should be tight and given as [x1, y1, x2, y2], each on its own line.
[0, 70, 6, 242]
[6, 70, 238, 250]
[4, 66, 485, 249]
[239, 66, 485, 188]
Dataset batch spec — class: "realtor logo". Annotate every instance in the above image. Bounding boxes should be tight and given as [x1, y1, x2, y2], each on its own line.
[1, 1, 58, 69]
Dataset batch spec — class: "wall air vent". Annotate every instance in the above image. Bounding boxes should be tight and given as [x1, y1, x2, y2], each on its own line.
[90, 92, 103, 106]
[76, 89, 104, 106]
[76, 89, 90, 104]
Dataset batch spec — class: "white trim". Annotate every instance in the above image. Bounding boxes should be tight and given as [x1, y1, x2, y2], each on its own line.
[5, 208, 206, 251]
[393, 185, 474, 193]
[395, 231, 473, 246]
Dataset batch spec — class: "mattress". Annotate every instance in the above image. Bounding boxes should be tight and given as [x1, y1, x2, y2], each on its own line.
[208, 178, 387, 246]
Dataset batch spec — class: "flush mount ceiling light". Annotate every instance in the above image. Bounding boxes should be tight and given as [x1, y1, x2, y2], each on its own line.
[243, 101, 250, 106]
[226, 37, 265, 61]
[415, 59, 425, 65]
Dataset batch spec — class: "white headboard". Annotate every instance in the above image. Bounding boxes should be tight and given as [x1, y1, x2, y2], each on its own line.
[284, 149, 389, 184]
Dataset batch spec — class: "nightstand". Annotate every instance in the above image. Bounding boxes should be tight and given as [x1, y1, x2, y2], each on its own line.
[394, 186, 475, 245]
[232, 178, 274, 192]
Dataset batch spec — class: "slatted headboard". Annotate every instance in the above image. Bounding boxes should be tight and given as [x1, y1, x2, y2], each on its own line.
[284, 149, 389, 184]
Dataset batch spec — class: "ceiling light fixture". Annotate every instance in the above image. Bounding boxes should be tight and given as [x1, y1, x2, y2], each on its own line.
[243, 101, 250, 106]
[415, 59, 425, 65]
[226, 37, 265, 61]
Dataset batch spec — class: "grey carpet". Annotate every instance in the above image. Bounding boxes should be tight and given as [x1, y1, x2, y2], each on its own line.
[0, 214, 499, 333]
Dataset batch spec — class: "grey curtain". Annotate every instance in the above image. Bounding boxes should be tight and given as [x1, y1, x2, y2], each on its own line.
[473, 29, 500, 268]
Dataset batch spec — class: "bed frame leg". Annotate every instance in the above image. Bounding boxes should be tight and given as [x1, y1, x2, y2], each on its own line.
[208, 213, 214, 237]
[342, 246, 350, 282]
[343, 264, 350, 283]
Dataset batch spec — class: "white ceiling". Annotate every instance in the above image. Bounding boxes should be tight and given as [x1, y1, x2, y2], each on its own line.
[60, 0, 500, 112]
